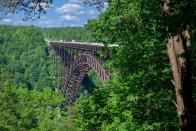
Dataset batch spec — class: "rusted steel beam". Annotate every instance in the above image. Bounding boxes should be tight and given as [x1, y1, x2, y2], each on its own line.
[50, 41, 102, 52]
[50, 41, 113, 105]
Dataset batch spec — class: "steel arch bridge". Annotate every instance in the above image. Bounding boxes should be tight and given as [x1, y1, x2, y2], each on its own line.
[50, 41, 115, 105]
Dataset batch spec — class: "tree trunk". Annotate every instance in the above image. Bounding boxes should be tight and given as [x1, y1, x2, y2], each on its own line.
[167, 31, 196, 130]
[162, 0, 196, 129]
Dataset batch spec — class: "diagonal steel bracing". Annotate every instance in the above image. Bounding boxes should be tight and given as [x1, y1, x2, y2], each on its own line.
[50, 41, 111, 105]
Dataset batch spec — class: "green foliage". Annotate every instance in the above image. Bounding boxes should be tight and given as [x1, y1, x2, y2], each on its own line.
[74, 0, 187, 130]
[1, 0, 195, 129]
[0, 25, 55, 90]
[80, 70, 103, 94]
[42, 27, 95, 42]
[0, 83, 67, 131]
[0, 25, 99, 130]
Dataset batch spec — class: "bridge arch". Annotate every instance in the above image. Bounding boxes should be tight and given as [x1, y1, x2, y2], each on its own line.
[62, 54, 109, 104]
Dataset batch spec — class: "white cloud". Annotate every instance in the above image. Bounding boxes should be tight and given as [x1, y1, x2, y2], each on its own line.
[5, 13, 13, 18]
[56, 4, 83, 14]
[88, 10, 99, 15]
[1, 19, 11, 23]
[77, 11, 86, 14]
[69, 0, 82, 3]
[61, 15, 79, 22]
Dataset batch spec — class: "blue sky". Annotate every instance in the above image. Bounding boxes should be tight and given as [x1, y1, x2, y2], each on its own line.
[0, 0, 103, 28]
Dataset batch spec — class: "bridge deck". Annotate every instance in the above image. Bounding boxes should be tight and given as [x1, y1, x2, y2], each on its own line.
[50, 41, 118, 52]
[50, 41, 104, 51]
[51, 41, 105, 46]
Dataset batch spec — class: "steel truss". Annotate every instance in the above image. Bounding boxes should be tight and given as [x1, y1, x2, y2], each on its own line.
[50, 41, 110, 105]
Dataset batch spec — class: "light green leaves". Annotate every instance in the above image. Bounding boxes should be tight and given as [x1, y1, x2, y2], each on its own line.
[0, 83, 67, 131]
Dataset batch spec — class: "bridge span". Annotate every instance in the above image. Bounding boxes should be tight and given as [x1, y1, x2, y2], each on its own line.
[50, 41, 115, 105]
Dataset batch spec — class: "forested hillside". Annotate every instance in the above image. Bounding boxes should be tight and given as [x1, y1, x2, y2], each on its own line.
[0, 84, 68, 130]
[42, 27, 95, 42]
[0, 25, 99, 130]
[0, 25, 55, 90]
[0, 26, 96, 90]
[0, 0, 195, 130]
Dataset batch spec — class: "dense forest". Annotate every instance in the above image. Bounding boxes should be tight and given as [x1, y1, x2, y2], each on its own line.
[43, 27, 95, 42]
[0, 25, 54, 90]
[0, 0, 196, 130]
[0, 25, 99, 130]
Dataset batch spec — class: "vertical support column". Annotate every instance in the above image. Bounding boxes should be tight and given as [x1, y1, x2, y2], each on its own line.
[60, 46, 63, 89]
[73, 49, 77, 60]
[58, 45, 61, 89]
[63, 47, 69, 95]
[71, 48, 75, 62]
[67, 48, 71, 68]
[54, 46, 58, 91]
[54, 46, 58, 90]
[62, 46, 66, 90]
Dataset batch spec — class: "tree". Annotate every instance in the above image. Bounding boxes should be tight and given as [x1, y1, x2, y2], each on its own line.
[75, 0, 178, 130]
[0, 83, 67, 130]
[0, 0, 52, 20]
[1, 0, 196, 130]
[0, 25, 55, 90]
[162, 1, 196, 130]
[80, 0, 196, 130]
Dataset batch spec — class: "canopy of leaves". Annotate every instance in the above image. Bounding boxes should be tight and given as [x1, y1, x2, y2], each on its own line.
[42, 27, 96, 42]
[73, 0, 196, 130]
[0, 0, 195, 130]
[0, 0, 53, 20]
[0, 83, 67, 131]
[0, 25, 55, 90]
[0, 25, 100, 130]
